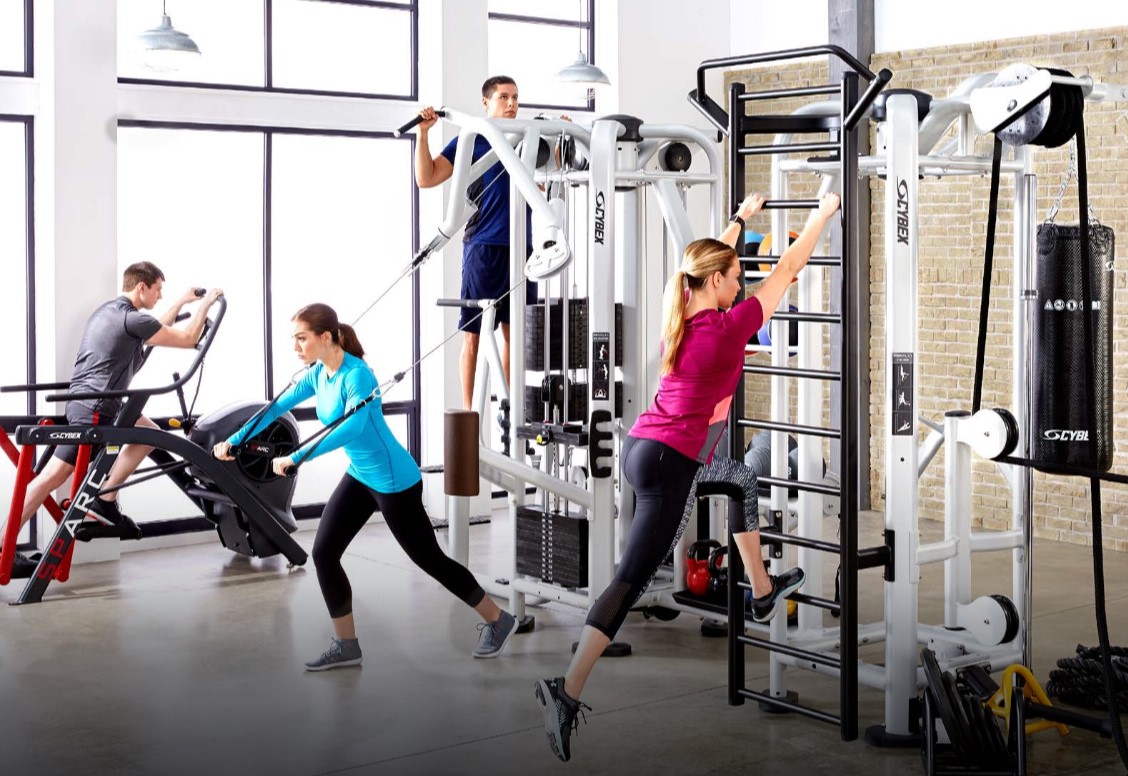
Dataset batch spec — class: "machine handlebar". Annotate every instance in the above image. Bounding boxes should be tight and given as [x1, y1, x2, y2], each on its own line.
[394, 109, 446, 138]
[45, 294, 228, 403]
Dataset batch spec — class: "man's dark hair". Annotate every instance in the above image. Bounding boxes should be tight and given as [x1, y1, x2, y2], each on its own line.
[122, 261, 165, 291]
[482, 75, 517, 99]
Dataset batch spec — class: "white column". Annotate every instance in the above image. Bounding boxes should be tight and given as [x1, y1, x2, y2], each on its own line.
[417, 0, 491, 519]
[44, 0, 120, 564]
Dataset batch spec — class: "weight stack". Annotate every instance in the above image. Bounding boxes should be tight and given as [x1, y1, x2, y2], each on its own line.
[515, 504, 588, 588]
[1032, 223, 1115, 471]
[525, 299, 624, 371]
[524, 380, 623, 424]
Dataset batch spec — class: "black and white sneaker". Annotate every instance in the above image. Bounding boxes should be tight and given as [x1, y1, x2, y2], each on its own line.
[4, 550, 38, 579]
[83, 497, 143, 541]
[750, 567, 805, 623]
[534, 677, 591, 762]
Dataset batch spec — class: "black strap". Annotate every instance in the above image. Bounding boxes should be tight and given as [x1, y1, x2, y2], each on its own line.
[971, 136, 1004, 414]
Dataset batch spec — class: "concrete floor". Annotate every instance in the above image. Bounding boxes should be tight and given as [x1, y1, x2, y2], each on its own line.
[1, 510, 1126, 776]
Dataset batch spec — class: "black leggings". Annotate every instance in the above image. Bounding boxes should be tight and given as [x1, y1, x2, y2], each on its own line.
[312, 474, 486, 619]
[585, 436, 701, 639]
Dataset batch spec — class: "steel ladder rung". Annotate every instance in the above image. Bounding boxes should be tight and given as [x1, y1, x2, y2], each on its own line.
[743, 365, 840, 382]
[736, 418, 840, 440]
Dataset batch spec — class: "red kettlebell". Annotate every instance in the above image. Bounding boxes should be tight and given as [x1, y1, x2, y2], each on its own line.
[686, 539, 721, 597]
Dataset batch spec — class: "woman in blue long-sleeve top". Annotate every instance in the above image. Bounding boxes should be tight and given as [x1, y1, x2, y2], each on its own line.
[214, 303, 517, 670]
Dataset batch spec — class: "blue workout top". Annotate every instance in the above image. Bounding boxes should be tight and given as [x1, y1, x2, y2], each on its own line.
[441, 135, 531, 247]
[226, 353, 421, 494]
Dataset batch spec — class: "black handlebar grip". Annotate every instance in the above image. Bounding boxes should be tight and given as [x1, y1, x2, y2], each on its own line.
[393, 109, 446, 139]
[194, 288, 206, 297]
[283, 464, 298, 478]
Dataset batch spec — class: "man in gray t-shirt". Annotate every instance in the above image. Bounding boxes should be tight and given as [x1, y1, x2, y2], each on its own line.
[1, 261, 222, 577]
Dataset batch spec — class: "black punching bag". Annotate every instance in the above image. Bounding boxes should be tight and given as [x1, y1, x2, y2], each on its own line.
[1031, 222, 1115, 471]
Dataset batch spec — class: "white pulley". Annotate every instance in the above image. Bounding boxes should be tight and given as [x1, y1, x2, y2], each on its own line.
[526, 197, 572, 280]
[956, 408, 1019, 460]
[970, 63, 1053, 140]
[954, 594, 1020, 646]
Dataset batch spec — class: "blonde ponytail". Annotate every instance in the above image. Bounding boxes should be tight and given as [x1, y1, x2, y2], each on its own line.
[659, 238, 739, 375]
[660, 271, 689, 375]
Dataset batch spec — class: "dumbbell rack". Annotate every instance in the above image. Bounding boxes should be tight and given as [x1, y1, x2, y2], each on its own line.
[690, 45, 893, 742]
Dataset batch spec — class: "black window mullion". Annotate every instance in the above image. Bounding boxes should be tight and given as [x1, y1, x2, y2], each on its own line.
[264, 0, 274, 90]
[23, 0, 34, 77]
[263, 132, 274, 399]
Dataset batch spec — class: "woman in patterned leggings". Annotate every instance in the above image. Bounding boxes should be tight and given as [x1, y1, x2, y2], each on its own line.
[534, 191, 841, 762]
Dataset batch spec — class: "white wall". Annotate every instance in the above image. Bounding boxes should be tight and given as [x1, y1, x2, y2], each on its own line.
[729, 0, 830, 58]
[729, 0, 1126, 57]
[874, 0, 1127, 53]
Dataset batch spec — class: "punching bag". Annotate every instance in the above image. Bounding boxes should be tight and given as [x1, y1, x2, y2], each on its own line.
[1031, 222, 1115, 471]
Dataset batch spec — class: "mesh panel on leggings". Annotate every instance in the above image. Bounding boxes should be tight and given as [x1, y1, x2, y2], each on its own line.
[697, 456, 760, 532]
[1032, 223, 1115, 470]
[585, 580, 635, 636]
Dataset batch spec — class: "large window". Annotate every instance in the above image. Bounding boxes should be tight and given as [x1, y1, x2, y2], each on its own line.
[0, 0, 31, 76]
[0, 116, 33, 547]
[118, 123, 419, 527]
[270, 131, 417, 504]
[117, 0, 418, 99]
[488, 0, 595, 111]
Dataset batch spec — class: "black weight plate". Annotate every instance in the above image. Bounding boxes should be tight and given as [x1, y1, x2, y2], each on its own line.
[922, 650, 970, 756]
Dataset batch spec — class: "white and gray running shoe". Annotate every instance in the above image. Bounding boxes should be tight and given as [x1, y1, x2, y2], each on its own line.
[304, 637, 363, 672]
[472, 610, 517, 659]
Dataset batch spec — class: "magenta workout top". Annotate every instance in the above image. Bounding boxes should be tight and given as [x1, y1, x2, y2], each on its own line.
[630, 296, 764, 464]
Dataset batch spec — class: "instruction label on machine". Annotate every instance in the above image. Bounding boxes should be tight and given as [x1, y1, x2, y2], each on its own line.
[892, 352, 914, 436]
[592, 332, 611, 401]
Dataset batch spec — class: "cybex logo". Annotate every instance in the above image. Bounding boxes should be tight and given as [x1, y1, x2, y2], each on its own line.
[593, 191, 606, 245]
[896, 179, 909, 245]
[1043, 299, 1101, 312]
[1042, 429, 1089, 442]
[49, 431, 83, 440]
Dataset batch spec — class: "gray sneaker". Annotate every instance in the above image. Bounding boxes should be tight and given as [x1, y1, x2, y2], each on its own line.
[472, 610, 517, 658]
[304, 637, 362, 672]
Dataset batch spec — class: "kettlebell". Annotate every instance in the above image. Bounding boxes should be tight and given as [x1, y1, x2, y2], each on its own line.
[707, 545, 729, 597]
[686, 540, 720, 597]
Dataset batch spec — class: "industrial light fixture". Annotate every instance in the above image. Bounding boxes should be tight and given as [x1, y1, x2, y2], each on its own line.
[555, 50, 610, 89]
[554, 7, 608, 99]
[138, 0, 201, 73]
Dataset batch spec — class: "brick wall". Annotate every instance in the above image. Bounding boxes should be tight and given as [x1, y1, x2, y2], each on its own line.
[725, 27, 1128, 551]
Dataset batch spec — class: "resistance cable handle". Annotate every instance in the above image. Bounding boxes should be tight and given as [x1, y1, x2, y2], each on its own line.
[394, 108, 447, 138]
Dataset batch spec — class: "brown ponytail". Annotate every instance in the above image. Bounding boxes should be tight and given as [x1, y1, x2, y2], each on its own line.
[659, 238, 737, 375]
[292, 303, 365, 358]
[336, 323, 365, 358]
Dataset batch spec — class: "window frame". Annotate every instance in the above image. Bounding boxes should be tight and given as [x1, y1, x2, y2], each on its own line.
[0, 0, 33, 78]
[0, 113, 37, 550]
[487, 0, 597, 112]
[117, 0, 419, 101]
[115, 119, 422, 538]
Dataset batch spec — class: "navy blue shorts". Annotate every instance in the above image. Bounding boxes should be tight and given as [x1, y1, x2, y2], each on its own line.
[458, 243, 537, 334]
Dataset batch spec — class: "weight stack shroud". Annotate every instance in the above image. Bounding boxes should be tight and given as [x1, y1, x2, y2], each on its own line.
[1032, 222, 1115, 471]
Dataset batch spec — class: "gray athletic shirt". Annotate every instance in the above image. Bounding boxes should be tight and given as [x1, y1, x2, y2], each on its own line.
[67, 296, 163, 420]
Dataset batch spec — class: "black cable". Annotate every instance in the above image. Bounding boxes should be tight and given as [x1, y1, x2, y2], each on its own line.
[971, 136, 1003, 415]
[1074, 117, 1128, 767]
